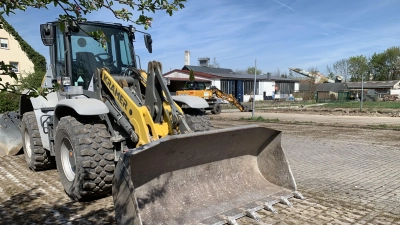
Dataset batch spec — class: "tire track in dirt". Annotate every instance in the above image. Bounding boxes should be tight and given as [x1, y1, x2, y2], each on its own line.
[6, 156, 67, 197]
[0, 175, 13, 223]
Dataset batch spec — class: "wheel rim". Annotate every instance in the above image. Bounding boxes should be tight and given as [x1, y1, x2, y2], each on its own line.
[60, 137, 76, 182]
[24, 129, 32, 158]
[216, 105, 221, 113]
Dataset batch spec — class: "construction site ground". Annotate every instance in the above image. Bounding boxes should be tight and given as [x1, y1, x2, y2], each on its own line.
[1, 107, 400, 224]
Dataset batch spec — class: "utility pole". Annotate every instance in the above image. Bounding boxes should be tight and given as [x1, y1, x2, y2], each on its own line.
[360, 74, 364, 111]
[252, 59, 256, 118]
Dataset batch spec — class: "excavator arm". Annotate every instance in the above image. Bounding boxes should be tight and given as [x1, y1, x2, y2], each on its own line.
[211, 87, 247, 112]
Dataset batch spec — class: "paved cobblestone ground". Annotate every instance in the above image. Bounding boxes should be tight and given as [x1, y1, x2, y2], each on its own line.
[282, 136, 400, 225]
[0, 115, 399, 224]
[212, 118, 400, 225]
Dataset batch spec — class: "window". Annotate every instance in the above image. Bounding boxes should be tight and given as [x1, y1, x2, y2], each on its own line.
[0, 38, 8, 49]
[10, 62, 19, 73]
[244, 80, 259, 95]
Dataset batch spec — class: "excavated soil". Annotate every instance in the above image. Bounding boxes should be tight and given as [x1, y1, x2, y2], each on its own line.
[258, 107, 400, 117]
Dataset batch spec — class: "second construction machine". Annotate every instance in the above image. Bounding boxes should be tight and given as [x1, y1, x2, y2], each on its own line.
[289, 68, 343, 84]
[176, 81, 251, 114]
[0, 21, 303, 224]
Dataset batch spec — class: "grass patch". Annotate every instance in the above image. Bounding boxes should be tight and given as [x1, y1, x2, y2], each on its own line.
[289, 120, 314, 124]
[240, 116, 279, 122]
[363, 123, 400, 130]
[322, 101, 400, 109]
[255, 102, 316, 108]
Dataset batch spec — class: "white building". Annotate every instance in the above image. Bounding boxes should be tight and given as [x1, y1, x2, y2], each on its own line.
[163, 66, 299, 102]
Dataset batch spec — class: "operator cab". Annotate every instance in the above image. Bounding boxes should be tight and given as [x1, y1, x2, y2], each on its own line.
[181, 81, 207, 90]
[69, 23, 133, 89]
[40, 21, 152, 90]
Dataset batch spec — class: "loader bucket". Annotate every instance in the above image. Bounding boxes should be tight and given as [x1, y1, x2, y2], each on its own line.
[113, 124, 300, 225]
[0, 112, 22, 156]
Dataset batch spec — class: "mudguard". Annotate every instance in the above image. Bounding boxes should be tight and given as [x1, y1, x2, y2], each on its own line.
[172, 95, 209, 109]
[55, 98, 109, 115]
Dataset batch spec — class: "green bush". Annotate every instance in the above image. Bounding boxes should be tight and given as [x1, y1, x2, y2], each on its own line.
[19, 70, 46, 90]
[0, 92, 19, 113]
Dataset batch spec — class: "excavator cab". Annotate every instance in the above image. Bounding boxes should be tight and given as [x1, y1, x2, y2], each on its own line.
[181, 81, 207, 90]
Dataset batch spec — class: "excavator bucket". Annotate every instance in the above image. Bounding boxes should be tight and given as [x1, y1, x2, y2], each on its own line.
[0, 112, 22, 156]
[113, 124, 302, 225]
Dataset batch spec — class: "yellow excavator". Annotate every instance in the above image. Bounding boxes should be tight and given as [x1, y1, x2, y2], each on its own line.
[176, 81, 251, 114]
[0, 21, 303, 224]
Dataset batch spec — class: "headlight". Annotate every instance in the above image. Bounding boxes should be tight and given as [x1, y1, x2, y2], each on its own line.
[62, 77, 71, 86]
[204, 92, 209, 97]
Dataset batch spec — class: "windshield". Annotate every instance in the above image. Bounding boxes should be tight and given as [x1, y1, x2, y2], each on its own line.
[184, 81, 206, 90]
[69, 23, 133, 88]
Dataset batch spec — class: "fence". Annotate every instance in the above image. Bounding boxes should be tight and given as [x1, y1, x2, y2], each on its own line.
[316, 91, 379, 103]
[316, 91, 350, 103]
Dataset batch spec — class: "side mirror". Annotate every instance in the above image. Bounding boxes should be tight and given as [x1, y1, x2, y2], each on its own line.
[40, 24, 54, 46]
[144, 34, 152, 53]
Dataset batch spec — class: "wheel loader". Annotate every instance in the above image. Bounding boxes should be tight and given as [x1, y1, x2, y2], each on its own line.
[0, 21, 303, 224]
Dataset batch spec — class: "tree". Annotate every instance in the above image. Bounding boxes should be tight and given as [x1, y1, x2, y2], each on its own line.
[383, 46, 400, 80]
[326, 65, 335, 79]
[234, 69, 247, 74]
[0, 61, 19, 93]
[189, 69, 194, 82]
[273, 68, 281, 77]
[247, 66, 262, 75]
[369, 52, 388, 81]
[348, 55, 369, 81]
[304, 67, 318, 101]
[19, 71, 46, 90]
[288, 70, 294, 79]
[0, 0, 187, 95]
[332, 59, 349, 82]
[1, 0, 186, 30]
[0, 71, 44, 113]
[368, 47, 400, 81]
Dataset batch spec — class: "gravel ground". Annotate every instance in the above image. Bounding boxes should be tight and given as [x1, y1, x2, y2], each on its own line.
[0, 112, 399, 224]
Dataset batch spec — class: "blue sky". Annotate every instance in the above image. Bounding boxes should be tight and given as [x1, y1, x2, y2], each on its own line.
[3, 0, 400, 76]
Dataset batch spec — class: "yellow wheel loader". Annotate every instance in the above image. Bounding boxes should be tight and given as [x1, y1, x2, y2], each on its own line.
[0, 21, 303, 224]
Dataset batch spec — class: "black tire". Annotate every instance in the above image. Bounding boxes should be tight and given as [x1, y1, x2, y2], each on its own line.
[211, 103, 221, 114]
[55, 116, 115, 201]
[21, 112, 55, 171]
[185, 114, 213, 132]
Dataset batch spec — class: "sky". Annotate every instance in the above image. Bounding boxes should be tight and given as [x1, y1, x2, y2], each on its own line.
[3, 0, 400, 76]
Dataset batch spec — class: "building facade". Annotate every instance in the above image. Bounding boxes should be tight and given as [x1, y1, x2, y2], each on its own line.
[0, 28, 34, 84]
[163, 66, 299, 102]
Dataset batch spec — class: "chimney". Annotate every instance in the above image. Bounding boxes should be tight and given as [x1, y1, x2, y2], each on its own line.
[184, 50, 190, 65]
